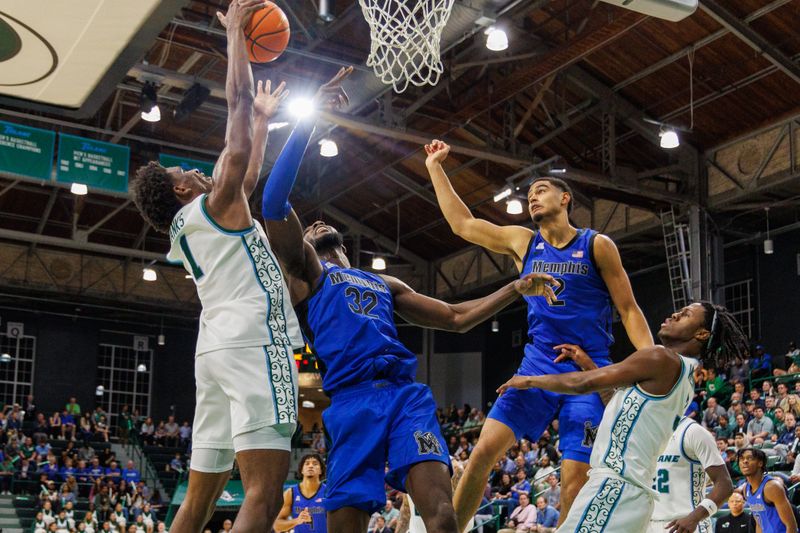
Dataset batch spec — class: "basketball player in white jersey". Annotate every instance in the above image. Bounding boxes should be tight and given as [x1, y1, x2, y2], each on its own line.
[129, 1, 350, 531]
[498, 302, 749, 532]
[647, 417, 732, 533]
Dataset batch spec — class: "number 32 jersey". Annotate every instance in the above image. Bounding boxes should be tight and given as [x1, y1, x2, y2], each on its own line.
[297, 262, 417, 395]
[521, 228, 614, 360]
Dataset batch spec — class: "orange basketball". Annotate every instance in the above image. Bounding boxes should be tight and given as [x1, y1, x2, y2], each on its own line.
[245, 2, 290, 63]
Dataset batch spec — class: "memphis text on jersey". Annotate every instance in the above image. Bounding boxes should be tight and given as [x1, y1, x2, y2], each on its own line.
[328, 271, 389, 294]
[529, 260, 589, 276]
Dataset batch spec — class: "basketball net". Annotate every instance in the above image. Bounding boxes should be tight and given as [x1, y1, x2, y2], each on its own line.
[358, 0, 455, 93]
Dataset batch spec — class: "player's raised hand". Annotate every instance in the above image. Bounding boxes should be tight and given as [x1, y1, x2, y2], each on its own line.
[424, 140, 450, 167]
[254, 80, 288, 118]
[497, 375, 533, 395]
[553, 344, 596, 371]
[315, 66, 353, 110]
[217, 0, 265, 31]
[514, 273, 559, 304]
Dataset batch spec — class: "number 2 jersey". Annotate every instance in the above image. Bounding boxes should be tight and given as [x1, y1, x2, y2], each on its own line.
[296, 262, 417, 395]
[166, 194, 303, 355]
[521, 228, 613, 362]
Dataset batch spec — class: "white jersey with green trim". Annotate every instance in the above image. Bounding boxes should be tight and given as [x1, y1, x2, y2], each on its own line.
[589, 354, 699, 491]
[167, 194, 303, 355]
[650, 417, 724, 529]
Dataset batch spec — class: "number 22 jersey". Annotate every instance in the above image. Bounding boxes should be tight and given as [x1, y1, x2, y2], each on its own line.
[296, 262, 417, 395]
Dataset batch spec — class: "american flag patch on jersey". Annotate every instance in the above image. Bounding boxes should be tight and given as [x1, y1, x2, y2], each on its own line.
[572, 250, 584, 258]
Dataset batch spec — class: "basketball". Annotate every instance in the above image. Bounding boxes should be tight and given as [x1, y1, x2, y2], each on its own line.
[245, 1, 290, 63]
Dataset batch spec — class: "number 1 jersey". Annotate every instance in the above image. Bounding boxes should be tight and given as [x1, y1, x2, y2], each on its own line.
[521, 228, 614, 361]
[297, 262, 417, 395]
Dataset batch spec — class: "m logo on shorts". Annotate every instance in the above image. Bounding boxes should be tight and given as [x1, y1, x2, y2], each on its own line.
[414, 431, 443, 456]
[582, 420, 598, 448]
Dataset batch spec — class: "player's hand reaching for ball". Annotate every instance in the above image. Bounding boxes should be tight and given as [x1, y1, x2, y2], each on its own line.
[553, 344, 596, 371]
[514, 273, 560, 304]
[216, 0, 265, 31]
[424, 140, 450, 167]
[254, 80, 288, 118]
[497, 375, 533, 395]
[315, 66, 353, 110]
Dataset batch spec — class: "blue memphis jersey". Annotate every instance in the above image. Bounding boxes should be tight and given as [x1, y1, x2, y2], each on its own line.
[299, 262, 417, 395]
[292, 483, 327, 533]
[745, 475, 786, 533]
[521, 228, 613, 359]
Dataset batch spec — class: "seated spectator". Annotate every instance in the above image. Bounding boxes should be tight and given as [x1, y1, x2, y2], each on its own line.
[155, 522, 167, 533]
[702, 397, 727, 428]
[498, 493, 537, 533]
[93, 486, 111, 521]
[42, 454, 60, 480]
[166, 453, 184, 475]
[34, 511, 47, 533]
[733, 432, 750, 452]
[178, 421, 191, 448]
[139, 503, 156, 533]
[380, 499, 399, 531]
[18, 457, 34, 480]
[109, 503, 127, 531]
[49, 411, 63, 439]
[777, 413, 797, 446]
[7, 411, 21, 432]
[704, 368, 731, 403]
[154, 422, 167, 446]
[122, 460, 141, 484]
[66, 397, 81, 417]
[75, 459, 91, 484]
[714, 415, 734, 441]
[60, 458, 77, 481]
[79, 416, 93, 443]
[728, 360, 750, 385]
[54, 509, 70, 533]
[782, 395, 800, 418]
[541, 474, 560, 511]
[140, 418, 155, 446]
[35, 437, 52, 458]
[532, 455, 555, 494]
[63, 500, 76, 530]
[685, 397, 700, 420]
[4, 434, 19, 458]
[79, 442, 96, 463]
[748, 389, 765, 409]
[89, 457, 105, 480]
[510, 469, 530, 501]
[95, 415, 110, 443]
[786, 426, 800, 465]
[534, 496, 559, 533]
[751, 345, 773, 378]
[118, 405, 132, 445]
[60, 482, 77, 506]
[99, 447, 115, 467]
[747, 406, 774, 444]
[455, 436, 473, 457]
[134, 514, 147, 533]
[0, 454, 13, 494]
[535, 436, 559, 465]
[92, 406, 107, 426]
[40, 479, 58, 507]
[369, 516, 391, 533]
[81, 511, 98, 533]
[41, 500, 56, 525]
[164, 416, 179, 448]
[105, 461, 122, 482]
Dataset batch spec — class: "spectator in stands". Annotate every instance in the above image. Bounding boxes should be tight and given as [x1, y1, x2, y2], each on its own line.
[732, 413, 749, 439]
[33, 414, 49, 441]
[95, 415, 110, 443]
[18, 457, 33, 480]
[703, 397, 727, 428]
[751, 345, 773, 378]
[532, 455, 555, 494]
[685, 397, 700, 421]
[20, 435, 36, 461]
[49, 411, 62, 439]
[782, 395, 800, 418]
[60, 482, 77, 506]
[510, 469, 530, 501]
[714, 415, 734, 442]
[118, 405, 132, 445]
[492, 472, 515, 504]
[370, 516, 391, 533]
[381, 499, 400, 531]
[166, 453, 184, 475]
[75, 459, 90, 484]
[89, 458, 105, 480]
[153, 422, 167, 447]
[41, 500, 56, 525]
[535, 435, 559, 465]
[92, 407, 106, 426]
[786, 426, 800, 466]
[155, 522, 166, 533]
[455, 436, 473, 457]
[81, 511, 97, 533]
[60, 458, 76, 481]
[40, 479, 58, 506]
[66, 397, 81, 417]
[749, 388, 765, 408]
[77, 416, 93, 443]
[122, 460, 140, 484]
[541, 474, 560, 511]
[777, 413, 797, 446]
[105, 461, 121, 483]
[139, 503, 156, 533]
[139, 418, 154, 446]
[42, 454, 60, 480]
[765, 396, 779, 421]
[704, 367, 731, 402]
[34, 511, 47, 533]
[109, 503, 127, 531]
[7, 410, 21, 432]
[61, 409, 76, 441]
[0, 454, 13, 494]
[497, 493, 537, 533]
[533, 496, 559, 533]
[177, 421, 191, 449]
[747, 406, 775, 444]
[99, 447, 115, 468]
[729, 359, 750, 385]
[63, 441, 79, 465]
[163, 416, 179, 448]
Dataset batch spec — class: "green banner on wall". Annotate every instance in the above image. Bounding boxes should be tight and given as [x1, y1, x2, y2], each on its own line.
[159, 153, 215, 176]
[56, 133, 129, 192]
[0, 121, 55, 180]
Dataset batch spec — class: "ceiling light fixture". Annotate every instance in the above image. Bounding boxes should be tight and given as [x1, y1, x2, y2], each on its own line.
[506, 198, 523, 215]
[485, 27, 508, 51]
[491, 318, 499, 333]
[288, 97, 314, 119]
[70, 183, 88, 195]
[659, 128, 679, 149]
[319, 139, 338, 157]
[764, 207, 774, 255]
[493, 187, 512, 203]
[372, 257, 386, 271]
[140, 81, 161, 123]
[142, 268, 157, 282]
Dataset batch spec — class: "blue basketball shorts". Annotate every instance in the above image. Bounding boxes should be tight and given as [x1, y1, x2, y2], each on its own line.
[488, 344, 611, 464]
[322, 380, 451, 513]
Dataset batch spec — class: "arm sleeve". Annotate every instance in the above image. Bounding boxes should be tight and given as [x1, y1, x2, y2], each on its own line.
[684, 423, 726, 469]
[261, 121, 316, 220]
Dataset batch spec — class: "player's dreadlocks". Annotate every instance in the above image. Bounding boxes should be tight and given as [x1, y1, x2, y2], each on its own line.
[699, 301, 749, 368]
[131, 161, 182, 234]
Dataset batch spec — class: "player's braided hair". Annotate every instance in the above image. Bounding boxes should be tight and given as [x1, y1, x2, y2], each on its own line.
[699, 301, 749, 368]
[131, 161, 182, 234]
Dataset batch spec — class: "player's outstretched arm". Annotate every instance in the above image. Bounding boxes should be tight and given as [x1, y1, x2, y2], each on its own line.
[206, 0, 264, 230]
[424, 140, 533, 270]
[386, 273, 558, 334]
[764, 480, 799, 532]
[553, 344, 615, 405]
[666, 465, 732, 533]
[593, 234, 654, 350]
[243, 79, 289, 198]
[265, 209, 322, 304]
[497, 346, 680, 396]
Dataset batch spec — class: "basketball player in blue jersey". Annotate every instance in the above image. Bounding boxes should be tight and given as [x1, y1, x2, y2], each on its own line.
[259, 117, 559, 533]
[739, 448, 798, 532]
[275, 454, 327, 533]
[424, 139, 654, 528]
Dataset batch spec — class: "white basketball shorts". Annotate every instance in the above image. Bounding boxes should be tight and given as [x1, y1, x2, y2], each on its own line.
[557, 474, 654, 533]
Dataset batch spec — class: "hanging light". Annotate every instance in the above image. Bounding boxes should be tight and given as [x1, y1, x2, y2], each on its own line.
[764, 207, 774, 255]
[659, 128, 679, 149]
[493, 187, 512, 203]
[70, 183, 88, 195]
[318, 0, 335, 22]
[288, 97, 314, 119]
[136, 363, 147, 372]
[95, 385, 104, 396]
[142, 268, 157, 281]
[0, 353, 11, 363]
[268, 121, 289, 131]
[140, 81, 161, 123]
[491, 318, 499, 333]
[506, 198, 523, 214]
[485, 27, 508, 51]
[372, 257, 386, 270]
[319, 139, 338, 157]
[158, 334, 165, 346]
